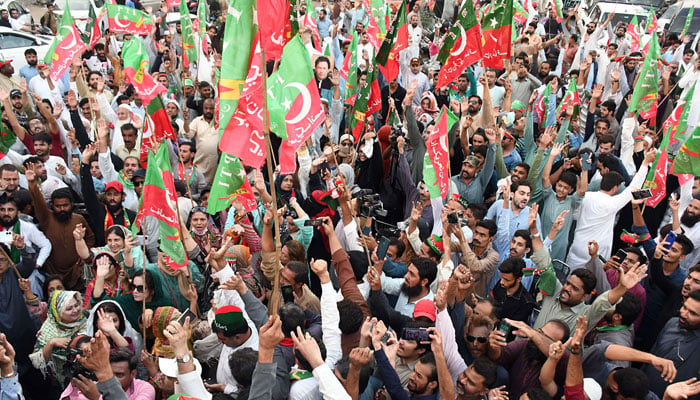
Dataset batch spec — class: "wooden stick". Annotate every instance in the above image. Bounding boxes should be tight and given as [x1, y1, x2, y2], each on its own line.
[261, 49, 283, 317]
[141, 240, 148, 342]
[0, 243, 22, 279]
[178, 157, 197, 207]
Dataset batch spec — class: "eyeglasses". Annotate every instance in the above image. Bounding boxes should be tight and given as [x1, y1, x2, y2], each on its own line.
[469, 100, 480, 105]
[133, 285, 144, 292]
[466, 335, 488, 344]
[341, 142, 353, 147]
[133, 180, 144, 187]
[191, 206, 207, 213]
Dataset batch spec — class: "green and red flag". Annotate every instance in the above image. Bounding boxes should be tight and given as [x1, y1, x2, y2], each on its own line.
[341, 34, 359, 104]
[645, 9, 658, 34]
[551, 0, 563, 22]
[0, 111, 16, 159]
[672, 125, 700, 177]
[422, 153, 442, 199]
[534, 82, 552, 125]
[180, 0, 197, 67]
[680, 7, 694, 40]
[436, 0, 482, 88]
[122, 37, 166, 102]
[481, 0, 513, 69]
[267, 36, 325, 173]
[287, 0, 301, 40]
[302, 0, 322, 50]
[218, 0, 257, 138]
[513, 0, 528, 24]
[376, 0, 408, 84]
[385, 102, 400, 126]
[106, 4, 154, 35]
[628, 32, 659, 120]
[369, 0, 388, 34]
[362, 0, 384, 49]
[207, 153, 258, 215]
[139, 95, 177, 166]
[82, 4, 105, 49]
[556, 76, 581, 120]
[219, 35, 266, 169]
[258, 0, 289, 59]
[133, 143, 188, 269]
[664, 82, 695, 146]
[644, 128, 671, 208]
[197, 0, 209, 56]
[45, 2, 87, 82]
[627, 15, 641, 53]
[426, 106, 458, 199]
[349, 62, 379, 141]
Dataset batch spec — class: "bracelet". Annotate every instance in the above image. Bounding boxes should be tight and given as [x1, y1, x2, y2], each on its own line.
[532, 232, 541, 238]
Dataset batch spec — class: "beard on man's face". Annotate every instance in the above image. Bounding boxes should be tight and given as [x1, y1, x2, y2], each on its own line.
[525, 340, 547, 364]
[681, 211, 699, 227]
[54, 210, 72, 222]
[401, 282, 423, 298]
[0, 215, 17, 228]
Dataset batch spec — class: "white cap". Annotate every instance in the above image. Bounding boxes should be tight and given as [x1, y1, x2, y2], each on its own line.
[158, 357, 202, 378]
[584, 378, 602, 400]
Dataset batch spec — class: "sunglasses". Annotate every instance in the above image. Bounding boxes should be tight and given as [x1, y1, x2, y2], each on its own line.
[466, 335, 488, 344]
[133, 180, 144, 187]
[191, 206, 207, 213]
[133, 285, 144, 292]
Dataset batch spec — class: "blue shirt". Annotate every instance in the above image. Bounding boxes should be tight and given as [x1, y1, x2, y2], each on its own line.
[0, 374, 22, 400]
[503, 149, 523, 172]
[19, 65, 38, 82]
[317, 17, 331, 39]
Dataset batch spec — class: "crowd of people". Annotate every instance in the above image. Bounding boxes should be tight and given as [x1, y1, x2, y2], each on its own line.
[0, 0, 699, 399]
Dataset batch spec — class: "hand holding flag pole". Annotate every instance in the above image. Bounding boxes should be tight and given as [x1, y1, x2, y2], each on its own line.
[260, 49, 283, 317]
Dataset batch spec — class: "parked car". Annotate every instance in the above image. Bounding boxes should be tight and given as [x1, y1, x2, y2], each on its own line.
[0, 27, 52, 72]
[658, 2, 682, 33]
[586, 2, 648, 26]
[54, 0, 105, 31]
[667, 0, 700, 42]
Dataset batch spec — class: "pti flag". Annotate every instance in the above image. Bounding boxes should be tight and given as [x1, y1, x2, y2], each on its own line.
[267, 36, 325, 173]
[481, 0, 513, 69]
[219, 35, 266, 169]
[426, 106, 458, 199]
[207, 153, 258, 214]
[139, 95, 177, 165]
[422, 153, 442, 199]
[258, 0, 289, 59]
[83, 4, 105, 49]
[628, 32, 659, 120]
[197, 0, 209, 55]
[45, 2, 87, 82]
[672, 125, 700, 176]
[218, 0, 257, 138]
[376, 0, 408, 83]
[627, 15, 641, 53]
[106, 4, 154, 35]
[0, 116, 16, 159]
[133, 143, 188, 269]
[122, 37, 166, 103]
[436, 0, 482, 88]
[180, 0, 197, 67]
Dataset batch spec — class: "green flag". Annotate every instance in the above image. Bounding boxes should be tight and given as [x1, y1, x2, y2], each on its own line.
[672, 125, 700, 176]
[197, 0, 209, 55]
[422, 153, 442, 199]
[134, 143, 188, 268]
[207, 153, 258, 214]
[343, 34, 359, 104]
[628, 32, 659, 120]
[0, 109, 16, 159]
[680, 7, 695, 39]
[180, 0, 197, 67]
[218, 0, 257, 137]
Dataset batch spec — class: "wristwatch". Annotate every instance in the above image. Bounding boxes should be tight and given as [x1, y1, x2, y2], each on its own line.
[176, 353, 192, 363]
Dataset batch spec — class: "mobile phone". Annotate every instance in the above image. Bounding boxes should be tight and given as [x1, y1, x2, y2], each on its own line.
[401, 328, 431, 342]
[664, 231, 677, 250]
[581, 152, 593, 171]
[0, 230, 12, 244]
[177, 308, 197, 326]
[281, 285, 295, 304]
[304, 219, 324, 227]
[498, 320, 511, 335]
[136, 235, 145, 246]
[377, 237, 390, 259]
[631, 189, 653, 200]
[613, 249, 628, 262]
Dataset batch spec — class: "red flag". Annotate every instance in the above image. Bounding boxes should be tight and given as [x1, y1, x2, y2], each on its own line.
[219, 36, 266, 169]
[645, 149, 669, 207]
[376, 1, 408, 83]
[45, 4, 87, 82]
[258, 0, 289, 60]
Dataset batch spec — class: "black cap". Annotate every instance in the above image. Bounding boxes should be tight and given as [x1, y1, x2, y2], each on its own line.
[9, 89, 21, 98]
[131, 168, 146, 180]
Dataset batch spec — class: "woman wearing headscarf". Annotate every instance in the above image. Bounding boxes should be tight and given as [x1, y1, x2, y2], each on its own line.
[336, 134, 357, 165]
[414, 91, 439, 126]
[275, 173, 304, 208]
[29, 290, 88, 386]
[83, 252, 128, 307]
[187, 206, 222, 257]
[75, 224, 145, 281]
[86, 299, 143, 355]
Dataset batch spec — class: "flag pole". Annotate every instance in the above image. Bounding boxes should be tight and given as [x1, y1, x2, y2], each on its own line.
[260, 48, 283, 317]
[0, 243, 23, 280]
[141, 240, 147, 341]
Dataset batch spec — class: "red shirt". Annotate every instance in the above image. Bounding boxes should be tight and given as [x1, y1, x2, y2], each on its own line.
[22, 130, 63, 157]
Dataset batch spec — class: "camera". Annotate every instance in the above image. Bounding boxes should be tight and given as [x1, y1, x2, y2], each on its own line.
[283, 208, 298, 219]
[355, 189, 388, 218]
[63, 348, 98, 387]
[447, 212, 459, 225]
